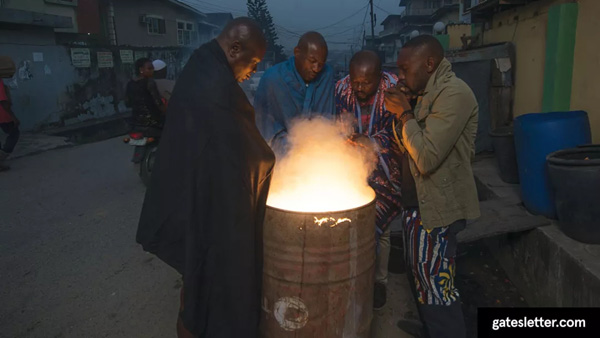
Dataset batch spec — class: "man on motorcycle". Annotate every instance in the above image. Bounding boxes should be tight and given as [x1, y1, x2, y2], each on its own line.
[126, 57, 165, 129]
[124, 58, 164, 184]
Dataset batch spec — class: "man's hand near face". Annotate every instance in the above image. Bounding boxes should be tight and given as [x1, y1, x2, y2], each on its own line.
[346, 133, 378, 167]
[384, 86, 414, 125]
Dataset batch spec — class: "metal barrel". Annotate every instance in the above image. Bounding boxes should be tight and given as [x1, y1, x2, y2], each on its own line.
[261, 199, 376, 338]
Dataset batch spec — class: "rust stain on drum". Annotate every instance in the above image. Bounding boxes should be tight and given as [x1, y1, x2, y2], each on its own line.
[261, 200, 376, 338]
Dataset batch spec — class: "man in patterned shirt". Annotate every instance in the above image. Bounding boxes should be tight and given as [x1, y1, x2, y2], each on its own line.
[335, 50, 402, 310]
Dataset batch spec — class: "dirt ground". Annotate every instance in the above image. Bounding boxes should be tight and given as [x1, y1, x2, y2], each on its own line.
[456, 240, 528, 338]
[382, 234, 528, 338]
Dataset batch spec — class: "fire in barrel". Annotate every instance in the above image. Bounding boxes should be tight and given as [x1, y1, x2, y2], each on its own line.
[261, 118, 377, 338]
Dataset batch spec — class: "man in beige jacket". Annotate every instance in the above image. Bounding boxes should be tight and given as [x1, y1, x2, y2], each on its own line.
[385, 35, 480, 338]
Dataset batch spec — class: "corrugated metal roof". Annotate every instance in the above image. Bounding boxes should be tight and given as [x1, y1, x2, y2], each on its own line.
[169, 0, 207, 18]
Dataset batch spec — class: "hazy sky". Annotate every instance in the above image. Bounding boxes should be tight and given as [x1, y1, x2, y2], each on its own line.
[182, 0, 403, 50]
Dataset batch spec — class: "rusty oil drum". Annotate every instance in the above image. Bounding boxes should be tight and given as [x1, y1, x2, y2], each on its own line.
[260, 199, 376, 338]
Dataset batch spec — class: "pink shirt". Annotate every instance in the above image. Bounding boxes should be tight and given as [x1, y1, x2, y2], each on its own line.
[0, 81, 13, 123]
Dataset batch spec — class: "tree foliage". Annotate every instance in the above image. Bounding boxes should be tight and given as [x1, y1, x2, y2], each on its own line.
[247, 0, 286, 63]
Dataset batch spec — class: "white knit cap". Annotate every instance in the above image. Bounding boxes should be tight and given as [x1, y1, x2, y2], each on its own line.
[152, 59, 167, 71]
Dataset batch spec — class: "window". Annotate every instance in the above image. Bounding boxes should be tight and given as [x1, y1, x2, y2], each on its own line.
[425, 1, 442, 8]
[177, 20, 197, 46]
[147, 16, 166, 35]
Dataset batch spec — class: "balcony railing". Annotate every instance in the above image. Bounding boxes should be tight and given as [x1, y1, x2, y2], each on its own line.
[465, 0, 518, 10]
[404, 8, 437, 16]
[465, 0, 529, 12]
[379, 27, 401, 37]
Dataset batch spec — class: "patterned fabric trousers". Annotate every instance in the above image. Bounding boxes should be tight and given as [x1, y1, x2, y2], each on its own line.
[402, 208, 467, 338]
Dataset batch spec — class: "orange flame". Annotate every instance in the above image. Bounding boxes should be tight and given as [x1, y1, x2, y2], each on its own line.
[313, 217, 352, 227]
[267, 117, 375, 212]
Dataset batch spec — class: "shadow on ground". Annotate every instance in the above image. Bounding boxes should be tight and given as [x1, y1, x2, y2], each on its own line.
[457, 240, 528, 338]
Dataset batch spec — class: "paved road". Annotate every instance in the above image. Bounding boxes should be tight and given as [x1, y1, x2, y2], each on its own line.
[0, 138, 180, 338]
[0, 137, 416, 338]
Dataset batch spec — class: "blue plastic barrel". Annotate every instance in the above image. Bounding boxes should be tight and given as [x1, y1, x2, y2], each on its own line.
[514, 111, 591, 218]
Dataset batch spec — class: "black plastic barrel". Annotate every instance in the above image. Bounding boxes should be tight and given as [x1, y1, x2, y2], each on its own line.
[490, 126, 519, 184]
[514, 111, 591, 218]
[547, 145, 600, 244]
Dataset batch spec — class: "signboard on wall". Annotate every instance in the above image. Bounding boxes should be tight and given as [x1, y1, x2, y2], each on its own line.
[134, 51, 148, 62]
[33, 52, 44, 62]
[120, 50, 134, 64]
[97, 52, 114, 68]
[71, 48, 91, 68]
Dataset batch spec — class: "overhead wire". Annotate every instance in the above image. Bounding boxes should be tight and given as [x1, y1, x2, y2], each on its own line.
[357, 1, 371, 47]
[179, 0, 389, 49]
[321, 26, 358, 38]
[323, 2, 372, 48]
[374, 5, 394, 15]
[311, 3, 370, 31]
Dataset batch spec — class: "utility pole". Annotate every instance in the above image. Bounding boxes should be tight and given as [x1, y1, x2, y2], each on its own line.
[369, 0, 375, 47]
[362, 30, 366, 49]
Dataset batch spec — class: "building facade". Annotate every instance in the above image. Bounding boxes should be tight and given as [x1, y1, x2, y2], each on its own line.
[110, 0, 217, 48]
[452, 0, 599, 142]
[0, 0, 233, 131]
[0, 0, 78, 33]
[376, 0, 461, 65]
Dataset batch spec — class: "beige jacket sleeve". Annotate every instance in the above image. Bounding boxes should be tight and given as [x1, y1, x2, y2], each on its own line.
[402, 86, 475, 175]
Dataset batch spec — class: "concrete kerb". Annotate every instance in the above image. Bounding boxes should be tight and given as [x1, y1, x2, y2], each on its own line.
[485, 224, 600, 307]
[6, 133, 73, 160]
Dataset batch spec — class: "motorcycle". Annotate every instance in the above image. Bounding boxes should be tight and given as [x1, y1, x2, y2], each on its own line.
[123, 129, 160, 186]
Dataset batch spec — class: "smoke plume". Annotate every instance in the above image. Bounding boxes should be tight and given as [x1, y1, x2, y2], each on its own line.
[266, 116, 376, 212]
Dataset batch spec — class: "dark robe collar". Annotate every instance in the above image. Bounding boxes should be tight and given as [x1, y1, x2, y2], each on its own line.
[206, 39, 235, 81]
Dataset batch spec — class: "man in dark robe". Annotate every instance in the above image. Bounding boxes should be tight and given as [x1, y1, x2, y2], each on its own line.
[136, 18, 275, 338]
